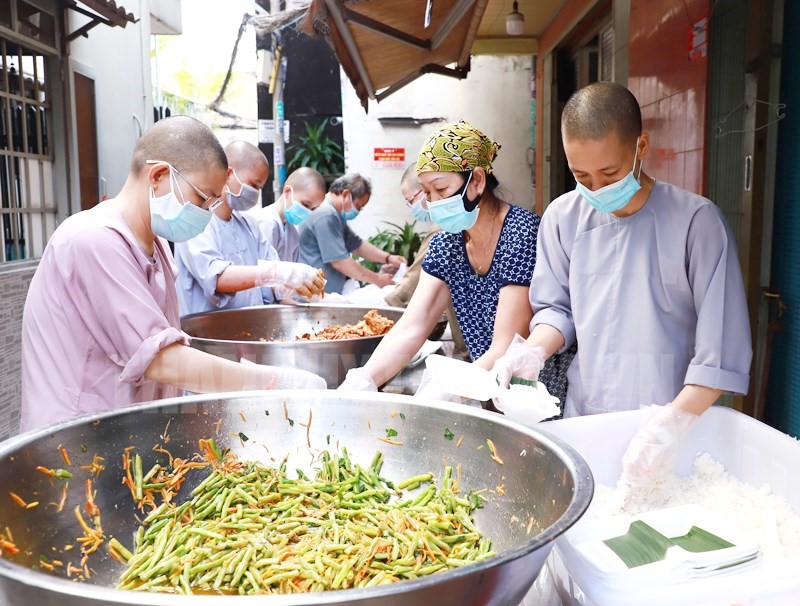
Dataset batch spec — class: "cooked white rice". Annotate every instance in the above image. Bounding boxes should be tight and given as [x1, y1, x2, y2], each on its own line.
[590, 453, 800, 563]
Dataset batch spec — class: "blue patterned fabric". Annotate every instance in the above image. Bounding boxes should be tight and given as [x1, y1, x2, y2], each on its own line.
[422, 204, 572, 410]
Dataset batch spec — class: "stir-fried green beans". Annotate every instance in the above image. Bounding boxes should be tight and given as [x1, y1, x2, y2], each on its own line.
[117, 449, 493, 595]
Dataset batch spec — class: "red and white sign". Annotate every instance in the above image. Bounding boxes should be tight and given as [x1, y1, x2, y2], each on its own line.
[373, 147, 405, 169]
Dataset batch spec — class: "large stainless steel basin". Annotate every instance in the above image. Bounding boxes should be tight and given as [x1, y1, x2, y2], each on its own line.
[0, 392, 593, 606]
[181, 305, 405, 388]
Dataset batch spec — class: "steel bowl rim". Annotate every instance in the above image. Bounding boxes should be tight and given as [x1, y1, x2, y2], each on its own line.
[181, 304, 407, 346]
[0, 390, 594, 605]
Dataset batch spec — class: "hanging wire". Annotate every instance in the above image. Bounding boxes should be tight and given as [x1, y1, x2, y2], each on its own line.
[714, 98, 787, 139]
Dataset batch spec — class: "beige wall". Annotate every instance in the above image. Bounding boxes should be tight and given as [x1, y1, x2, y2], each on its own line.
[66, 0, 155, 207]
[341, 55, 535, 240]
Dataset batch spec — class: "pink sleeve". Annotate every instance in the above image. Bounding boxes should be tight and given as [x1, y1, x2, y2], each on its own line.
[55, 226, 189, 386]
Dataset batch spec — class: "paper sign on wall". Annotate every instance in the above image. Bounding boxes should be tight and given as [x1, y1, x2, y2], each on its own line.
[258, 119, 291, 144]
[373, 147, 405, 169]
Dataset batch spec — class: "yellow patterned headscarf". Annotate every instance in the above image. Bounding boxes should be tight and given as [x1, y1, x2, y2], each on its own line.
[416, 120, 501, 174]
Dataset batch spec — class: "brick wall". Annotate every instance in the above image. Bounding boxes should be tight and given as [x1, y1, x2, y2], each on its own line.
[0, 261, 37, 441]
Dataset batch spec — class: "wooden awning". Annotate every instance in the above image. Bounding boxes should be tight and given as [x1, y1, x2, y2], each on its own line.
[301, 0, 488, 110]
[66, 0, 138, 42]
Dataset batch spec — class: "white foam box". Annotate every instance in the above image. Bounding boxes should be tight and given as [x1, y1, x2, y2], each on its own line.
[538, 406, 800, 606]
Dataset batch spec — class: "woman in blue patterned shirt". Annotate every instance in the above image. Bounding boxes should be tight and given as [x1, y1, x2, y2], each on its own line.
[340, 121, 571, 409]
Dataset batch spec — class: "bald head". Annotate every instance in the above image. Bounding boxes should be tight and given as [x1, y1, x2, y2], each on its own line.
[286, 166, 325, 193]
[130, 116, 226, 174]
[561, 82, 642, 146]
[400, 163, 420, 190]
[225, 141, 270, 174]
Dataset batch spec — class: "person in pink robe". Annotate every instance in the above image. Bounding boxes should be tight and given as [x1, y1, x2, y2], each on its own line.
[20, 116, 325, 433]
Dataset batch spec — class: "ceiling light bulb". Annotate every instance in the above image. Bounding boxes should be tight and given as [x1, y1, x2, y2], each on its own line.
[506, 0, 524, 36]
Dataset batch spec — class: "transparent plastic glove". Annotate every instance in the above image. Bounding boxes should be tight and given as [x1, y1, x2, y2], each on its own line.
[240, 358, 326, 390]
[491, 334, 547, 388]
[269, 366, 327, 390]
[255, 260, 326, 298]
[493, 381, 561, 426]
[414, 368, 462, 404]
[338, 368, 377, 392]
[618, 403, 698, 491]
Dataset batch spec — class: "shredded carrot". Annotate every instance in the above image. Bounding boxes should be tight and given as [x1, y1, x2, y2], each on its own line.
[25, 501, 39, 509]
[496, 484, 506, 496]
[453, 464, 462, 493]
[486, 439, 504, 465]
[58, 445, 71, 466]
[152, 444, 174, 466]
[239, 411, 247, 423]
[526, 516, 536, 535]
[85, 479, 100, 517]
[79, 454, 105, 478]
[36, 466, 55, 477]
[214, 419, 223, 434]
[9, 492, 26, 508]
[389, 410, 398, 418]
[375, 437, 403, 446]
[456, 435, 464, 448]
[160, 418, 172, 444]
[39, 560, 54, 571]
[283, 401, 289, 421]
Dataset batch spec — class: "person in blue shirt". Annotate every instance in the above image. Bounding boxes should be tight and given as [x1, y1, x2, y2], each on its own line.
[339, 121, 570, 405]
[255, 167, 326, 263]
[175, 141, 324, 316]
[298, 173, 406, 294]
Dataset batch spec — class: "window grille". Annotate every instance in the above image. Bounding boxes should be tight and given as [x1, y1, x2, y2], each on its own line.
[0, 36, 56, 263]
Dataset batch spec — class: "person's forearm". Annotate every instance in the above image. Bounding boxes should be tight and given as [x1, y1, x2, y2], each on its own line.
[330, 257, 382, 285]
[216, 265, 258, 293]
[145, 343, 272, 392]
[528, 323, 565, 359]
[362, 320, 430, 386]
[354, 241, 391, 264]
[672, 384, 723, 416]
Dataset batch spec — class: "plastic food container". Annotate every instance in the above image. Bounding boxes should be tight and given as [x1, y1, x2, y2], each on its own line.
[538, 406, 800, 606]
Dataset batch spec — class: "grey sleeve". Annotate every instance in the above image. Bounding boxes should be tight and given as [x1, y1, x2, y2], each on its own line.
[683, 204, 752, 394]
[529, 206, 576, 351]
[315, 215, 353, 263]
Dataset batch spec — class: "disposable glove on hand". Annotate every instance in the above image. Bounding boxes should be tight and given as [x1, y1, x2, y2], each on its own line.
[491, 334, 547, 388]
[338, 368, 378, 392]
[255, 260, 326, 298]
[268, 366, 327, 390]
[239, 358, 326, 390]
[619, 403, 698, 490]
[414, 368, 462, 404]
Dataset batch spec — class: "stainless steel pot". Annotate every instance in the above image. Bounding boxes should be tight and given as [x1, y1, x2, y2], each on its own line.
[181, 305, 406, 388]
[0, 391, 593, 606]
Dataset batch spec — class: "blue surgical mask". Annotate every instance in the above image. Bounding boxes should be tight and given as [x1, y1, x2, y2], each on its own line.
[340, 194, 359, 220]
[226, 169, 260, 212]
[407, 191, 431, 223]
[283, 188, 312, 226]
[428, 171, 480, 233]
[150, 170, 213, 242]
[575, 137, 642, 214]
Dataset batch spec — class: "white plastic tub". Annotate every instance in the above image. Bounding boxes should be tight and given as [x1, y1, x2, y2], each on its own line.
[538, 406, 800, 606]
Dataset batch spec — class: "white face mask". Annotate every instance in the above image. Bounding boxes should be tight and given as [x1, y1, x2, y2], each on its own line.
[226, 169, 260, 212]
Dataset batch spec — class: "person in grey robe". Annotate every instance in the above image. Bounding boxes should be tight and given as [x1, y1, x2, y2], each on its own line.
[492, 82, 752, 491]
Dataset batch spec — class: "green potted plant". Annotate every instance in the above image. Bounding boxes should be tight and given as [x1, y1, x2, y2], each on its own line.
[286, 118, 345, 183]
[361, 221, 424, 273]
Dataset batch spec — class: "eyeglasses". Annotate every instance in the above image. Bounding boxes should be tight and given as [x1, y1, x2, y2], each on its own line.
[404, 189, 425, 207]
[146, 160, 224, 211]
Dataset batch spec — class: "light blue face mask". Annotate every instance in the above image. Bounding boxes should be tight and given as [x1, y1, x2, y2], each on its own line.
[283, 188, 312, 226]
[407, 191, 431, 223]
[149, 170, 214, 242]
[428, 171, 479, 233]
[340, 194, 360, 221]
[575, 137, 642, 214]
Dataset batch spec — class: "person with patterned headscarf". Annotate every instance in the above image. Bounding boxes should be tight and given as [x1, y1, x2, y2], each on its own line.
[340, 120, 572, 412]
